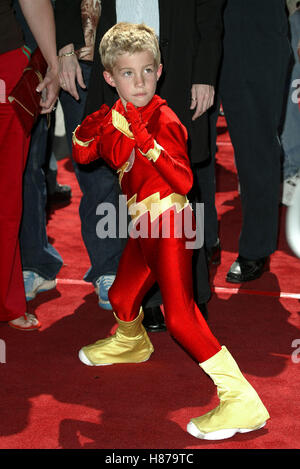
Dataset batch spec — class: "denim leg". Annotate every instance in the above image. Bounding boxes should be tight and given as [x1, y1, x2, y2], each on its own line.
[281, 11, 300, 179]
[45, 111, 58, 195]
[46, 151, 58, 195]
[59, 61, 125, 283]
[20, 116, 63, 280]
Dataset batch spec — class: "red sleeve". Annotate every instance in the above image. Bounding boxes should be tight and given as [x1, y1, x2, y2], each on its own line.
[72, 106, 135, 169]
[72, 105, 109, 165]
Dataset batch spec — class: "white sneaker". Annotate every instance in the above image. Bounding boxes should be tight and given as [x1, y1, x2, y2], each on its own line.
[282, 170, 300, 206]
[23, 270, 57, 301]
[94, 275, 116, 310]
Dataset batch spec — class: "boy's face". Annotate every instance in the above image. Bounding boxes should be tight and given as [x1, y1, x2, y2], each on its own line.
[103, 50, 162, 108]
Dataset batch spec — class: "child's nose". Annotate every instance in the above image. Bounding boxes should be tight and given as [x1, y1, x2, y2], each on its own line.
[135, 73, 145, 86]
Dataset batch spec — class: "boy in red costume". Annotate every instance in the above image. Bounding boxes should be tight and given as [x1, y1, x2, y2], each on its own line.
[72, 22, 269, 441]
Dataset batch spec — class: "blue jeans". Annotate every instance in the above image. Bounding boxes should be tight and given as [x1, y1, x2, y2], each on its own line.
[281, 10, 300, 179]
[59, 61, 125, 283]
[20, 116, 63, 280]
[15, 0, 63, 280]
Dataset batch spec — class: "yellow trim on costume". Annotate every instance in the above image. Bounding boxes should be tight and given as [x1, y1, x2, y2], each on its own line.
[112, 110, 134, 139]
[127, 192, 189, 224]
[72, 125, 95, 147]
[111, 111, 161, 162]
[140, 140, 162, 162]
[117, 161, 130, 186]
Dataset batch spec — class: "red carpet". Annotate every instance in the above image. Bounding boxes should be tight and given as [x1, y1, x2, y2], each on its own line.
[0, 117, 299, 450]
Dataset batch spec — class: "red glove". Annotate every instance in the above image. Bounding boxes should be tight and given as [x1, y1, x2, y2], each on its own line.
[72, 104, 110, 165]
[125, 102, 154, 154]
[75, 104, 110, 142]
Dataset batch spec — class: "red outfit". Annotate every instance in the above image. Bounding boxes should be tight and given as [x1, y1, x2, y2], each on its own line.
[0, 47, 30, 321]
[73, 95, 221, 363]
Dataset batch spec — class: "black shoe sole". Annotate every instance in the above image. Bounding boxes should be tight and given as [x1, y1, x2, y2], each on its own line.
[226, 272, 264, 283]
[143, 324, 167, 333]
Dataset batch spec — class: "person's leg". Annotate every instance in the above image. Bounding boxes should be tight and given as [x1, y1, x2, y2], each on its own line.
[222, 82, 284, 260]
[60, 62, 125, 289]
[281, 11, 300, 179]
[141, 215, 220, 363]
[46, 151, 58, 195]
[219, 27, 290, 262]
[188, 174, 215, 306]
[78, 236, 156, 366]
[45, 116, 72, 204]
[140, 210, 269, 441]
[195, 95, 221, 252]
[77, 163, 125, 283]
[0, 48, 38, 328]
[281, 11, 300, 205]
[108, 239, 156, 321]
[0, 107, 29, 321]
[20, 116, 63, 282]
[186, 344, 270, 440]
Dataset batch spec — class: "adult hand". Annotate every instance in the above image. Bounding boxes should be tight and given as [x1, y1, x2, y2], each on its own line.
[18, 0, 60, 113]
[190, 84, 215, 120]
[37, 66, 59, 114]
[58, 44, 86, 100]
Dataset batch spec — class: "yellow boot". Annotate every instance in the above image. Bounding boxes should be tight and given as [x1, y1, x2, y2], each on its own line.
[78, 308, 154, 366]
[187, 346, 270, 440]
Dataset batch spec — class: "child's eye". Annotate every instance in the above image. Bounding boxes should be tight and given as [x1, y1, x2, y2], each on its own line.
[145, 67, 154, 74]
[123, 71, 132, 77]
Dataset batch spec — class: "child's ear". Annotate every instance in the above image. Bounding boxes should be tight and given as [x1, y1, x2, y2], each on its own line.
[103, 71, 116, 87]
[156, 63, 163, 81]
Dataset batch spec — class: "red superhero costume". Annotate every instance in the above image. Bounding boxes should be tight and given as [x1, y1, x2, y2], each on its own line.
[73, 94, 221, 363]
[72, 94, 269, 441]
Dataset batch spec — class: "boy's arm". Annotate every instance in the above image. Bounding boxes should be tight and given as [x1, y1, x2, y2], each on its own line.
[126, 103, 193, 195]
[72, 105, 110, 164]
[72, 105, 136, 168]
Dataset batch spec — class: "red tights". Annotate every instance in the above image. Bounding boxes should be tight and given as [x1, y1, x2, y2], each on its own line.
[109, 209, 221, 363]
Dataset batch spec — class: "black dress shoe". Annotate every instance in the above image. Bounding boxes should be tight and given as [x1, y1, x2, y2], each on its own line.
[226, 255, 268, 283]
[142, 306, 167, 332]
[206, 239, 221, 266]
[48, 183, 72, 204]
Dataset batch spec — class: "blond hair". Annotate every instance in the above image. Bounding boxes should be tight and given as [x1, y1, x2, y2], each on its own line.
[99, 22, 161, 72]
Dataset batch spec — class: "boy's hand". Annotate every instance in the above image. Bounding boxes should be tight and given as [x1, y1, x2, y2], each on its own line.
[126, 102, 154, 154]
[94, 103, 110, 121]
[75, 104, 110, 141]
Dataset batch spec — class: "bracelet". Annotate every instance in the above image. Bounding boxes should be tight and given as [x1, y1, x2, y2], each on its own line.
[59, 50, 75, 58]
